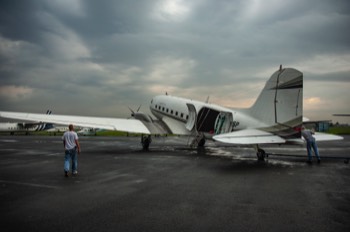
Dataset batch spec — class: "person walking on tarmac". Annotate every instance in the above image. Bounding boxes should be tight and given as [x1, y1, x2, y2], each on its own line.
[301, 126, 320, 164]
[62, 124, 81, 177]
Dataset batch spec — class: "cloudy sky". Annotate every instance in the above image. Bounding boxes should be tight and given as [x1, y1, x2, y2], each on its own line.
[0, 0, 350, 124]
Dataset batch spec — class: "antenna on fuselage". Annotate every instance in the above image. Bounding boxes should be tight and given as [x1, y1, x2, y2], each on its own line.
[205, 96, 210, 103]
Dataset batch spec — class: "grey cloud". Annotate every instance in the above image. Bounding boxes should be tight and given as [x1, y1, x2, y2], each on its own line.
[0, 0, 349, 123]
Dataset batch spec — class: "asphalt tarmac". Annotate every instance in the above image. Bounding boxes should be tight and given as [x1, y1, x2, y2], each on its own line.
[0, 135, 349, 232]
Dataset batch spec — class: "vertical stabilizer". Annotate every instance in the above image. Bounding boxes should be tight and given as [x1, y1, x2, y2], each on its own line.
[248, 67, 303, 138]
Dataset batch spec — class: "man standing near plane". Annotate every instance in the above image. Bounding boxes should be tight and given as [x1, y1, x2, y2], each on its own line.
[301, 126, 320, 164]
[62, 124, 81, 177]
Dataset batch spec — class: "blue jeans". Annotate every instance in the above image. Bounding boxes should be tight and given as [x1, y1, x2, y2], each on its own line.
[64, 148, 78, 173]
[306, 138, 320, 161]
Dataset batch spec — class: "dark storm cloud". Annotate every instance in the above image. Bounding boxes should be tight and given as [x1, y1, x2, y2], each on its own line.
[0, 0, 42, 42]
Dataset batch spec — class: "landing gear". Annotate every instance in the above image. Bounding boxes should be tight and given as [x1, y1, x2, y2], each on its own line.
[256, 148, 266, 161]
[254, 145, 267, 161]
[190, 132, 206, 148]
[141, 135, 152, 150]
[198, 138, 206, 147]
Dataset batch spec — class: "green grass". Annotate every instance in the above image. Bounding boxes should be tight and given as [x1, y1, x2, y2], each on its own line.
[328, 126, 350, 135]
[95, 131, 139, 136]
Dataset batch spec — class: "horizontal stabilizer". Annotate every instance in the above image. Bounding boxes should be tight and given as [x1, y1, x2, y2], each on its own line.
[213, 129, 286, 144]
[0, 111, 150, 134]
[313, 132, 343, 141]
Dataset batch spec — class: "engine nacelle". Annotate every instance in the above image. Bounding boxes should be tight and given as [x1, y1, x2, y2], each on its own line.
[132, 112, 153, 123]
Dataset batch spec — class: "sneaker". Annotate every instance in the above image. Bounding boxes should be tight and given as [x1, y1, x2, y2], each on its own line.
[306, 160, 312, 165]
[317, 159, 321, 164]
[72, 171, 78, 176]
[65, 171, 69, 177]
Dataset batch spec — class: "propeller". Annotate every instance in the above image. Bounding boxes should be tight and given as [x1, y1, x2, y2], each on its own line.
[128, 105, 142, 118]
[127, 104, 153, 122]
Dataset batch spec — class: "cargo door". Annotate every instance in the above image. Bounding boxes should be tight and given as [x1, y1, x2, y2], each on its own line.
[214, 112, 234, 135]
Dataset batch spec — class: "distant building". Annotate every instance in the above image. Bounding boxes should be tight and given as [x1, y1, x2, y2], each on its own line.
[304, 120, 331, 132]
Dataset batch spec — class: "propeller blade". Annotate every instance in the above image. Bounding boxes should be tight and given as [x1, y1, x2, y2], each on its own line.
[136, 104, 142, 112]
[128, 107, 135, 114]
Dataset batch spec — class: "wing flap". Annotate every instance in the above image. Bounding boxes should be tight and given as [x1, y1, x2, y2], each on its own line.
[0, 111, 150, 134]
[213, 129, 286, 144]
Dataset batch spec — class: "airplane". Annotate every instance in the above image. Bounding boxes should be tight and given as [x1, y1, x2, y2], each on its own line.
[0, 66, 343, 160]
[77, 127, 104, 136]
[0, 110, 54, 135]
[333, 114, 350, 117]
[46, 125, 70, 133]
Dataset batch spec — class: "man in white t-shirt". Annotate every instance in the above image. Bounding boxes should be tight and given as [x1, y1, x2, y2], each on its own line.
[62, 124, 81, 177]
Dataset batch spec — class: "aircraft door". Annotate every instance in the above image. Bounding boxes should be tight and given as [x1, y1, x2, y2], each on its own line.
[185, 103, 197, 131]
[214, 112, 234, 135]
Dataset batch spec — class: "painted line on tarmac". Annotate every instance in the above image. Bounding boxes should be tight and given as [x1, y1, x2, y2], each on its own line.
[0, 180, 60, 189]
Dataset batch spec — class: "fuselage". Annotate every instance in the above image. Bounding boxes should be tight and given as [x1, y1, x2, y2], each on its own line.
[149, 95, 266, 137]
[0, 122, 41, 133]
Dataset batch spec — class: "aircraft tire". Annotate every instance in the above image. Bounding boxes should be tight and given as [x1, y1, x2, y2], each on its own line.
[198, 138, 206, 147]
[142, 143, 149, 150]
[257, 149, 265, 161]
[141, 136, 151, 150]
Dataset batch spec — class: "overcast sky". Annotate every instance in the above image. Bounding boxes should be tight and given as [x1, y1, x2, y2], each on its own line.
[0, 0, 349, 124]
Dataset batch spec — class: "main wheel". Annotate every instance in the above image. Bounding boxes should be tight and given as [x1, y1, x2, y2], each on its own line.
[141, 136, 151, 150]
[142, 141, 150, 150]
[256, 148, 266, 161]
[197, 138, 206, 147]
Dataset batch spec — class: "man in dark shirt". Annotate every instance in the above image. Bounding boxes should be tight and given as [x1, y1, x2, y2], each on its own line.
[301, 126, 320, 164]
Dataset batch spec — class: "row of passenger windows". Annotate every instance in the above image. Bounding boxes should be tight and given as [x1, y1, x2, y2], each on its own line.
[154, 104, 189, 120]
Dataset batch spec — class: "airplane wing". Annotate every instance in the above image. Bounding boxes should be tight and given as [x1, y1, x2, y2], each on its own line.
[162, 116, 190, 135]
[0, 111, 150, 134]
[213, 129, 286, 144]
[313, 132, 343, 141]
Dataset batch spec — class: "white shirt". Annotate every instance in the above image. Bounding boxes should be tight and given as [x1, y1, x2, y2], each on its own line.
[62, 131, 79, 150]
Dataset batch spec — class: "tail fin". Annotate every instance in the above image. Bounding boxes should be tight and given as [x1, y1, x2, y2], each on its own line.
[248, 67, 303, 138]
[37, 110, 54, 131]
